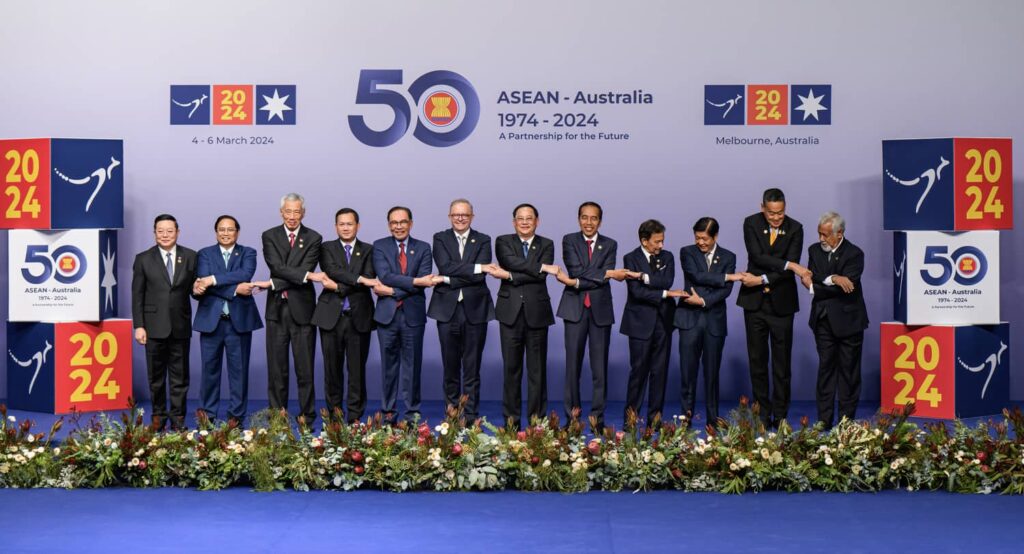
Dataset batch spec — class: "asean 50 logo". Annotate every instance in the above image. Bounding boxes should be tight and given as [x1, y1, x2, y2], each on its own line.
[22, 244, 88, 285]
[920, 245, 987, 287]
[348, 70, 480, 147]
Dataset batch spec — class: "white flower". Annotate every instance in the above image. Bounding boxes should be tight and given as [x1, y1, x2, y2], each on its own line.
[755, 437, 764, 445]
[135, 449, 145, 457]
[25, 451, 36, 460]
[6, 416, 14, 423]
[729, 463, 739, 471]
[53, 448, 61, 456]
[103, 438, 113, 447]
[542, 459, 551, 468]
[890, 461, 898, 470]
[199, 430, 209, 437]
[187, 431, 196, 441]
[26, 434, 35, 444]
[0, 463, 9, 474]
[130, 457, 140, 467]
[824, 456, 834, 466]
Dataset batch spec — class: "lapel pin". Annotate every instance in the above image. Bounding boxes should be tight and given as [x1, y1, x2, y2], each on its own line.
[597, 245, 603, 250]
[177, 257, 182, 264]
[355, 252, 361, 256]
[531, 245, 536, 250]
[471, 239, 476, 243]
[299, 244, 304, 248]
[763, 229, 768, 234]
[410, 250, 415, 255]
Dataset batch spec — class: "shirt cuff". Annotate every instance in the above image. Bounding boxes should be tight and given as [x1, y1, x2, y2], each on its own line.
[209, 276, 218, 286]
[761, 275, 769, 285]
[783, 261, 790, 271]
[302, 272, 310, 284]
[701, 297, 707, 308]
[823, 275, 835, 286]
[473, 264, 482, 274]
[443, 276, 451, 285]
[661, 290, 668, 299]
[643, 273, 650, 285]
[573, 278, 580, 289]
[809, 283, 815, 296]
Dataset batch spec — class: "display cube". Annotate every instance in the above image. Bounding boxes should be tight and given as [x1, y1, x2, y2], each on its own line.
[8, 229, 119, 322]
[0, 137, 124, 229]
[6, 319, 133, 414]
[882, 137, 1012, 231]
[893, 231, 999, 325]
[880, 322, 1009, 419]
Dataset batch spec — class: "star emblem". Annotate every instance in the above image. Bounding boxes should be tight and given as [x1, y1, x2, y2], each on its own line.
[101, 241, 117, 311]
[795, 88, 828, 121]
[260, 88, 293, 122]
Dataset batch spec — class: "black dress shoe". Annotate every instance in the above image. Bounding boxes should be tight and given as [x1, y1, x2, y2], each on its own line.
[170, 417, 187, 431]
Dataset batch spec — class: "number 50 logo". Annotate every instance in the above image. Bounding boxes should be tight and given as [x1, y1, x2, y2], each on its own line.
[348, 70, 480, 147]
[919, 245, 987, 286]
[22, 244, 88, 284]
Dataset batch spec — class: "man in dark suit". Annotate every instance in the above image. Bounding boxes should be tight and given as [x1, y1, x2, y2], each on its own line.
[192, 215, 263, 427]
[372, 206, 438, 423]
[253, 193, 323, 426]
[555, 201, 630, 430]
[674, 217, 742, 426]
[132, 214, 197, 430]
[801, 211, 868, 429]
[621, 219, 684, 423]
[311, 208, 378, 424]
[428, 199, 495, 423]
[484, 203, 558, 429]
[736, 188, 811, 427]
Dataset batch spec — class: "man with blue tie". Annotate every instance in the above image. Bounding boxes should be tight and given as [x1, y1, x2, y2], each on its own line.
[621, 219, 684, 423]
[192, 215, 263, 427]
[484, 203, 558, 429]
[554, 202, 631, 431]
[428, 199, 495, 424]
[674, 217, 742, 426]
[311, 208, 378, 424]
[372, 206, 439, 423]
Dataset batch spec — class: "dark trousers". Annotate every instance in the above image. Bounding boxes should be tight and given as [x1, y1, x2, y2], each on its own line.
[377, 308, 425, 420]
[267, 301, 317, 424]
[199, 318, 252, 422]
[743, 301, 794, 424]
[625, 320, 671, 422]
[499, 311, 549, 428]
[679, 320, 726, 425]
[814, 317, 864, 427]
[438, 303, 487, 421]
[320, 313, 371, 423]
[145, 336, 190, 421]
[563, 308, 611, 426]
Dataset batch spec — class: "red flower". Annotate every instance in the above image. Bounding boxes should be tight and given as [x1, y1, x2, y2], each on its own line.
[138, 460, 147, 470]
[351, 451, 364, 464]
[517, 431, 527, 441]
[976, 451, 987, 462]
[671, 469, 683, 480]
[530, 456, 540, 465]
[354, 466, 364, 475]
[981, 464, 991, 473]
[417, 437, 426, 445]
[452, 443, 463, 456]
[587, 441, 601, 456]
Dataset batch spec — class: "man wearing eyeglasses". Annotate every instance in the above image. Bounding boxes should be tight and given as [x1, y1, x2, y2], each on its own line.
[427, 199, 495, 424]
[484, 203, 557, 429]
[192, 215, 263, 427]
[253, 193, 323, 427]
[372, 206, 439, 424]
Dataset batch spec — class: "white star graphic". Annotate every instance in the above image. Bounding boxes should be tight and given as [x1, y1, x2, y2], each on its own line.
[101, 240, 117, 311]
[795, 89, 828, 121]
[260, 89, 292, 122]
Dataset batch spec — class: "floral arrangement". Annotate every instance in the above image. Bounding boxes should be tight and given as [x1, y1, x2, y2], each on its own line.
[3, 398, 1024, 494]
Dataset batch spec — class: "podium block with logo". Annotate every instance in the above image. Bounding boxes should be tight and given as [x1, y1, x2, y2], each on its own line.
[881, 322, 1009, 419]
[893, 231, 999, 325]
[6, 319, 133, 413]
[0, 138, 124, 230]
[7, 229, 119, 322]
[882, 137, 1012, 231]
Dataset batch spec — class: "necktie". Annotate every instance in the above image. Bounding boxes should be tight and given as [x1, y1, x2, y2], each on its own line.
[584, 239, 593, 308]
[165, 252, 173, 281]
[649, 254, 656, 268]
[706, 251, 713, 270]
[288, 232, 296, 248]
[397, 243, 407, 308]
[522, 240, 529, 258]
[222, 250, 231, 315]
[769, 228, 778, 246]
[342, 244, 352, 312]
[457, 235, 466, 303]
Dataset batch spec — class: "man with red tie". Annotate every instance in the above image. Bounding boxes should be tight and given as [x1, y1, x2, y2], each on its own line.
[254, 193, 323, 426]
[372, 206, 439, 424]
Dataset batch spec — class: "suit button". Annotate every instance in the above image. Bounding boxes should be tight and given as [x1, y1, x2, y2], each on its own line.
[763, 287, 771, 293]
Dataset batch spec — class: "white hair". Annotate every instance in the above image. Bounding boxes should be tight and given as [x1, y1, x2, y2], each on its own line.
[280, 193, 305, 209]
[819, 211, 845, 235]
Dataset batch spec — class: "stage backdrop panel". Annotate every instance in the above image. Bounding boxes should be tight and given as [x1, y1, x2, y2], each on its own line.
[1, 1, 1022, 405]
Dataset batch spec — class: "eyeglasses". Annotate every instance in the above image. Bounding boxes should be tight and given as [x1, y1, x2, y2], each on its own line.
[388, 219, 411, 227]
[450, 213, 473, 220]
[515, 217, 536, 223]
[216, 227, 237, 233]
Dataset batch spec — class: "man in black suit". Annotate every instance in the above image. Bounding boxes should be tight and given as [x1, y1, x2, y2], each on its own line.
[253, 193, 323, 426]
[428, 199, 495, 423]
[736, 188, 811, 427]
[310, 208, 377, 424]
[554, 201, 631, 430]
[484, 203, 558, 429]
[620, 220, 684, 423]
[801, 211, 868, 429]
[674, 217, 742, 426]
[132, 214, 197, 430]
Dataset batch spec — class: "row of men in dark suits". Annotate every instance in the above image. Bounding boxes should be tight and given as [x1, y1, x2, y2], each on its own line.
[130, 190, 867, 432]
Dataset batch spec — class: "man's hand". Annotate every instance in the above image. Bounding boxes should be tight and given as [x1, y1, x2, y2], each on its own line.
[321, 277, 338, 291]
[250, 280, 272, 294]
[413, 274, 438, 287]
[306, 271, 327, 283]
[430, 275, 445, 286]
[624, 269, 643, 280]
[741, 274, 764, 288]
[666, 289, 689, 298]
[788, 263, 812, 279]
[236, 282, 257, 296]
[832, 275, 855, 293]
[483, 264, 511, 280]
[192, 279, 206, 296]
[605, 268, 629, 281]
[134, 327, 147, 346]
[540, 264, 560, 275]
[357, 276, 380, 288]
[683, 287, 704, 306]
[726, 273, 747, 282]
[556, 268, 576, 286]
[373, 284, 395, 297]
[801, 274, 813, 290]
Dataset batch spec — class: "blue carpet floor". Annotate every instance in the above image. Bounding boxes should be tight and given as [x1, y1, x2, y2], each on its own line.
[0, 488, 1021, 552]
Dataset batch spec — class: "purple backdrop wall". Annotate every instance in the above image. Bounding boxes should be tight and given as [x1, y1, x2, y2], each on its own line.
[2, 1, 1022, 407]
